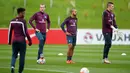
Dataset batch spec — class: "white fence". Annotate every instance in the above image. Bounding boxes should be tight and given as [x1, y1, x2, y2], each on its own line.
[77, 29, 130, 45]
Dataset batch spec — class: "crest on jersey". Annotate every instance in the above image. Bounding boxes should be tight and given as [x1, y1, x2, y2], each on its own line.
[44, 16, 47, 19]
[111, 14, 114, 17]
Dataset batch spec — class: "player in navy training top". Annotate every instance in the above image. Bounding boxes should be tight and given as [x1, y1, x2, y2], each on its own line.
[8, 8, 32, 73]
[61, 9, 77, 64]
[102, 2, 118, 64]
[29, 4, 51, 64]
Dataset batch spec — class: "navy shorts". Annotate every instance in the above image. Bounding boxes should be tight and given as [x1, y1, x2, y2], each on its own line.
[67, 35, 77, 46]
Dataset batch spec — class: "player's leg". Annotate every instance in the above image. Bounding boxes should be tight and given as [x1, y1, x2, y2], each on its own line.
[66, 36, 73, 64]
[105, 33, 112, 58]
[67, 44, 73, 59]
[37, 33, 46, 64]
[103, 33, 112, 64]
[11, 42, 19, 73]
[69, 35, 76, 63]
[67, 44, 73, 64]
[40, 33, 46, 58]
[35, 32, 44, 60]
[69, 45, 75, 63]
[18, 42, 26, 73]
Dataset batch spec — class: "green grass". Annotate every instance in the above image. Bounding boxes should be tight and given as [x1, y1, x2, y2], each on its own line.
[0, 45, 130, 73]
[0, 0, 130, 28]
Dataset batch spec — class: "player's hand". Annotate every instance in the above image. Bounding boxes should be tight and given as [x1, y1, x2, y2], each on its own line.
[35, 29, 40, 32]
[114, 28, 118, 32]
[46, 29, 49, 32]
[111, 26, 118, 32]
[66, 32, 71, 36]
[28, 41, 32, 46]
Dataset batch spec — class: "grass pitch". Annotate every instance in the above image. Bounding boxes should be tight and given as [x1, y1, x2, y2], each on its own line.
[0, 45, 130, 73]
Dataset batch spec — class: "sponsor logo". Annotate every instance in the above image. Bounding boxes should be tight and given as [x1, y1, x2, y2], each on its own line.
[84, 32, 93, 43]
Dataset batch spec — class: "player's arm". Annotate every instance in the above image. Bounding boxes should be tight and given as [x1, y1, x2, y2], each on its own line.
[113, 14, 118, 29]
[29, 13, 39, 31]
[76, 18, 78, 32]
[46, 14, 51, 32]
[8, 23, 13, 45]
[111, 14, 118, 32]
[60, 21, 66, 33]
[60, 19, 71, 35]
[24, 20, 32, 46]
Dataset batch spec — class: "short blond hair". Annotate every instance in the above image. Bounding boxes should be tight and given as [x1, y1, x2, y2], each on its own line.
[40, 4, 46, 8]
[70, 8, 76, 13]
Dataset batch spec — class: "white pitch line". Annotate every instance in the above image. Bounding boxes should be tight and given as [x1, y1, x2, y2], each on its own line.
[0, 66, 73, 73]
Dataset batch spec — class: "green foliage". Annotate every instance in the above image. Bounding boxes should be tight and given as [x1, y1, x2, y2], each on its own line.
[0, 0, 130, 28]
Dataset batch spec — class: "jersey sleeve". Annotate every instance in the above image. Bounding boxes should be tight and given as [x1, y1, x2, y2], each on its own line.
[24, 20, 32, 42]
[60, 18, 69, 33]
[29, 13, 37, 29]
[113, 14, 118, 28]
[47, 14, 51, 30]
[76, 18, 78, 32]
[8, 23, 13, 44]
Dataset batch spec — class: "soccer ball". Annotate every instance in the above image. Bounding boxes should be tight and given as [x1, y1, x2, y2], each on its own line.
[80, 67, 89, 73]
[37, 58, 46, 64]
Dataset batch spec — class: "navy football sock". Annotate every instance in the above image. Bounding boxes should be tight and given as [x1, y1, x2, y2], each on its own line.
[67, 56, 72, 60]
[70, 56, 72, 60]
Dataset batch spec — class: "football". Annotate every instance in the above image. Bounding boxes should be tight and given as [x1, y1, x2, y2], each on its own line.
[80, 67, 89, 73]
[37, 58, 46, 64]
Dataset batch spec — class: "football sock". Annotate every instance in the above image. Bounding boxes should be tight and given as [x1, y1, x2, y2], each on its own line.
[67, 56, 72, 60]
